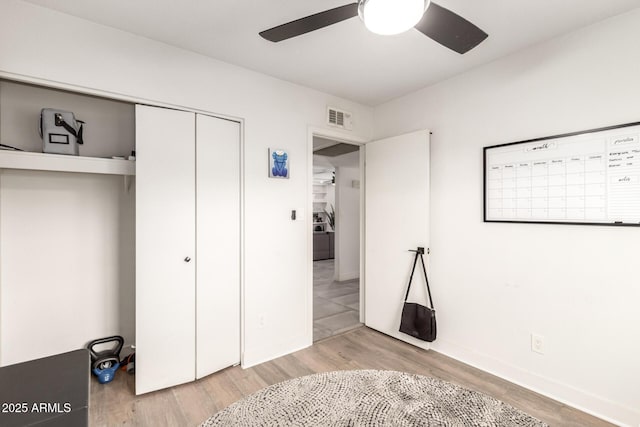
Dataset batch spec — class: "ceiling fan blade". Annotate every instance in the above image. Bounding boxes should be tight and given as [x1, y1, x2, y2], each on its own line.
[414, 2, 488, 54]
[260, 3, 358, 42]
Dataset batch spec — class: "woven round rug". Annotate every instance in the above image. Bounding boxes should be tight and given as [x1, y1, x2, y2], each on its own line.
[200, 370, 548, 426]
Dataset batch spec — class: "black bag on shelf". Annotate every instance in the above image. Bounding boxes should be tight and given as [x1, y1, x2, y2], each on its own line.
[399, 247, 436, 342]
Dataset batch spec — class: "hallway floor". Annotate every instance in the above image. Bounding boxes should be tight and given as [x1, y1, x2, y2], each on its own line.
[313, 259, 362, 341]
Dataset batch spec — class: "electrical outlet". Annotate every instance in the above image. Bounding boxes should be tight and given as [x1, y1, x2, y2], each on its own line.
[259, 315, 265, 329]
[531, 333, 545, 354]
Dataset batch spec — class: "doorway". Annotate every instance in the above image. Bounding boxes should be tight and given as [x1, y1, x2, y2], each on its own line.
[311, 136, 362, 341]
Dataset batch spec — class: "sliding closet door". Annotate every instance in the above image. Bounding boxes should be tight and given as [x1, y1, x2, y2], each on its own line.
[365, 130, 430, 347]
[136, 105, 196, 394]
[195, 114, 241, 379]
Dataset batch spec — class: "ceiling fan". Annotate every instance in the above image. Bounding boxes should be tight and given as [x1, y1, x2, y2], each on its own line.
[259, 0, 488, 54]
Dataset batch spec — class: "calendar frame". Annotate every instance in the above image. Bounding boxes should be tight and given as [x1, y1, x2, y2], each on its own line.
[483, 121, 640, 227]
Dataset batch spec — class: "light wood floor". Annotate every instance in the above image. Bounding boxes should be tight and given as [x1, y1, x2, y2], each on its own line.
[313, 259, 361, 341]
[90, 327, 613, 426]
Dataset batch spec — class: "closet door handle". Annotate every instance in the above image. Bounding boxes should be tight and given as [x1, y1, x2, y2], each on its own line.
[184, 256, 191, 263]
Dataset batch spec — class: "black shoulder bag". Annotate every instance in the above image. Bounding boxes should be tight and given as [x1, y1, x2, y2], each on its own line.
[399, 247, 436, 342]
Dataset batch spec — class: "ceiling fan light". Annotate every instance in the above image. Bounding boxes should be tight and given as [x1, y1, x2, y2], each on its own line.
[358, 0, 429, 36]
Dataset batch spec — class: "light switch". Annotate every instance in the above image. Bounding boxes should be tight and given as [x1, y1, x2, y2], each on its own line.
[291, 210, 296, 220]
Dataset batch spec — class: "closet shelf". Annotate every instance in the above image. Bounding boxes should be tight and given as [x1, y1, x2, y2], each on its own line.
[0, 150, 135, 176]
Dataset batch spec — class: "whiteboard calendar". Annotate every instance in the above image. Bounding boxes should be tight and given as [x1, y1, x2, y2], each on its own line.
[483, 122, 640, 226]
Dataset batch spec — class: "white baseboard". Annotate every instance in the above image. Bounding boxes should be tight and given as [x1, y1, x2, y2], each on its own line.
[337, 271, 359, 282]
[433, 340, 637, 427]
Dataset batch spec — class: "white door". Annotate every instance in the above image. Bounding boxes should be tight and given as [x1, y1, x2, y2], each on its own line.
[136, 105, 196, 394]
[195, 114, 241, 378]
[364, 130, 430, 347]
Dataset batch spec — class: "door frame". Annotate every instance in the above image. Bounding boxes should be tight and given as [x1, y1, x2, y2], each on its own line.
[307, 126, 368, 344]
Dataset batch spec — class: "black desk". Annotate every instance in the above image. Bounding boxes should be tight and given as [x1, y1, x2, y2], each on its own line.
[0, 349, 89, 427]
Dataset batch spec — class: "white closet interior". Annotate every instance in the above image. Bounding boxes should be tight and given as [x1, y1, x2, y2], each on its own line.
[0, 80, 136, 366]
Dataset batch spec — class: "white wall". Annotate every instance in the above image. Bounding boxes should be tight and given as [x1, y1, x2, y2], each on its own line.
[0, 170, 134, 365]
[326, 182, 336, 219]
[335, 157, 360, 281]
[0, 0, 373, 368]
[374, 9, 640, 427]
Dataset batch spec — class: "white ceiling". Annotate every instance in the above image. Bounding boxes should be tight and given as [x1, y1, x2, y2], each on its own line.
[24, 0, 640, 106]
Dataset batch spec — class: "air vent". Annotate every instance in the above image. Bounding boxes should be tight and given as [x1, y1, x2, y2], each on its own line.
[329, 109, 343, 126]
[327, 107, 353, 130]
